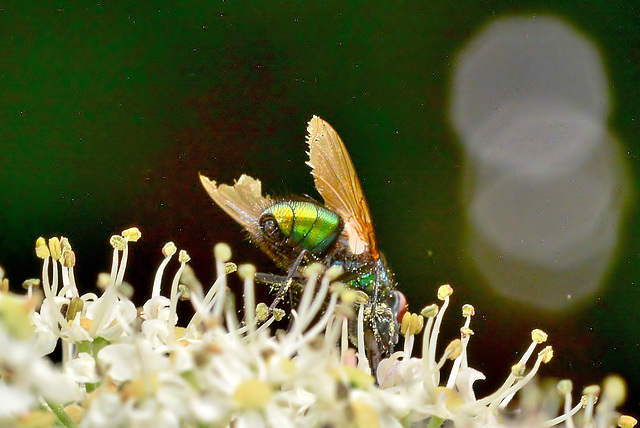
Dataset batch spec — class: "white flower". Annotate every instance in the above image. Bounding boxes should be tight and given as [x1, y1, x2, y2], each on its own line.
[0, 231, 633, 428]
[30, 296, 69, 352]
[98, 341, 170, 383]
[29, 358, 82, 403]
[0, 382, 35, 418]
[456, 366, 486, 402]
[63, 313, 92, 343]
[65, 352, 99, 384]
[141, 296, 171, 322]
[0, 315, 81, 405]
[141, 318, 171, 348]
[30, 312, 59, 356]
[84, 292, 137, 341]
[81, 392, 126, 428]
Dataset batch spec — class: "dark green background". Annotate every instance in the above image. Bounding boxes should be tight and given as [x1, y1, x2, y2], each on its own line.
[1, 1, 639, 416]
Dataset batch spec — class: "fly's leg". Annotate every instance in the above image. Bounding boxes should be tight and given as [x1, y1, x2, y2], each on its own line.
[255, 273, 288, 285]
[253, 273, 291, 316]
[268, 249, 307, 312]
[252, 250, 308, 320]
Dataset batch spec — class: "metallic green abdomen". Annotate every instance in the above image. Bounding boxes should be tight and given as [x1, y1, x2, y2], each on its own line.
[259, 201, 343, 254]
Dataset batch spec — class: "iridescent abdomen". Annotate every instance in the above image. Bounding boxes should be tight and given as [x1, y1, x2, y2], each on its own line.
[259, 201, 343, 254]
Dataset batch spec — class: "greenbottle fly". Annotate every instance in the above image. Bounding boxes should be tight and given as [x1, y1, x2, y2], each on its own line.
[199, 116, 407, 369]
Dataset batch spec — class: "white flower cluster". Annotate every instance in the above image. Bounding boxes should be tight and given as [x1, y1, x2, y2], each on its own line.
[0, 228, 635, 428]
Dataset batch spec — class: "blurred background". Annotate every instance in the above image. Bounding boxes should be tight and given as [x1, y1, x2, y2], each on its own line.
[1, 1, 639, 416]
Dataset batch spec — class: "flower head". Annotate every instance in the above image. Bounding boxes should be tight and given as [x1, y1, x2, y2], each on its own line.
[0, 229, 634, 427]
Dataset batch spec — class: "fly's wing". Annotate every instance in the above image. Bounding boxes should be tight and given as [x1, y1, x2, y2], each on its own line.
[199, 173, 287, 264]
[305, 116, 378, 258]
[199, 173, 269, 233]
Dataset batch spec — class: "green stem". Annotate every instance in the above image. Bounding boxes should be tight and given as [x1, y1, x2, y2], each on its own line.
[427, 416, 445, 428]
[45, 398, 78, 428]
[76, 340, 99, 392]
[76, 340, 92, 355]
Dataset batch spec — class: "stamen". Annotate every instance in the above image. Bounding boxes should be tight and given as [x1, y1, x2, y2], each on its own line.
[489, 346, 554, 412]
[238, 264, 257, 336]
[151, 242, 176, 298]
[48, 238, 61, 297]
[421, 304, 438, 395]
[36, 238, 66, 334]
[542, 400, 583, 427]
[167, 250, 190, 340]
[286, 292, 338, 357]
[121, 227, 142, 242]
[114, 239, 129, 287]
[470, 340, 550, 410]
[59, 250, 75, 297]
[618, 415, 638, 428]
[596, 375, 628, 426]
[355, 301, 370, 374]
[436, 339, 462, 371]
[306, 265, 341, 324]
[427, 285, 453, 389]
[211, 243, 232, 319]
[272, 308, 285, 321]
[289, 263, 322, 333]
[401, 312, 424, 357]
[341, 315, 349, 363]
[582, 384, 601, 424]
[324, 313, 342, 352]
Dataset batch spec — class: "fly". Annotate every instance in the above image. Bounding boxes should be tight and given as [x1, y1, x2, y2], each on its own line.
[199, 115, 407, 369]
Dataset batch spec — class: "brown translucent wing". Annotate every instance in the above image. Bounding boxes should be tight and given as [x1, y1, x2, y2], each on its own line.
[199, 173, 271, 232]
[305, 115, 378, 258]
[199, 173, 289, 264]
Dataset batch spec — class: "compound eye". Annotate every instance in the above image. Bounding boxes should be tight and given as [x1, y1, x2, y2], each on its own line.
[259, 213, 284, 242]
[390, 291, 408, 323]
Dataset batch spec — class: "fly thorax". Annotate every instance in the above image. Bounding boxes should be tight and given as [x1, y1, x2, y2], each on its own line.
[259, 201, 343, 255]
[348, 271, 377, 294]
